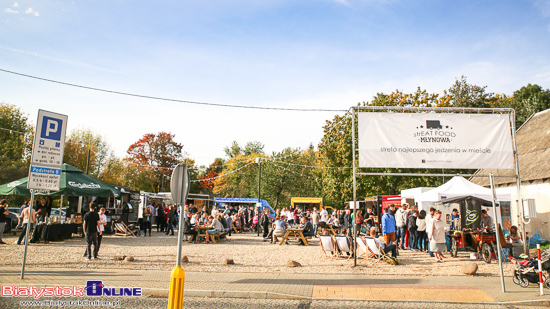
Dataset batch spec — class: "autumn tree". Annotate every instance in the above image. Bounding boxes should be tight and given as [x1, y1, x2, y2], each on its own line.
[63, 129, 112, 178]
[198, 158, 225, 194]
[126, 132, 184, 192]
[0, 103, 33, 185]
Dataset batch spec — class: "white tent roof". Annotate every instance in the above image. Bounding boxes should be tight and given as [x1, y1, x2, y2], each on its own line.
[417, 176, 510, 202]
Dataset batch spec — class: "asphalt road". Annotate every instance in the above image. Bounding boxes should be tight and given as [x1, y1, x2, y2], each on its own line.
[1, 296, 546, 309]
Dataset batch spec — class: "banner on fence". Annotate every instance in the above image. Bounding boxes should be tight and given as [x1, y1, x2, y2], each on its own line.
[358, 113, 514, 169]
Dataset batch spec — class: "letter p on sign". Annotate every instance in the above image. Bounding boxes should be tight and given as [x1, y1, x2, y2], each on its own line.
[40, 116, 63, 141]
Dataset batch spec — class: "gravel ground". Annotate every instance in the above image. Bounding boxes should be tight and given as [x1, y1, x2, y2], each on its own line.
[0, 296, 546, 309]
[0, 231, 516, 276]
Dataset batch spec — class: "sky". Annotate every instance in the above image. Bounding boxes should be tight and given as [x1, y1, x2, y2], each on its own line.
[1, 0, 550, 168]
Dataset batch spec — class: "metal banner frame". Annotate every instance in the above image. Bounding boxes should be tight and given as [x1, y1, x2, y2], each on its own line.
[350, 106, 526, 280]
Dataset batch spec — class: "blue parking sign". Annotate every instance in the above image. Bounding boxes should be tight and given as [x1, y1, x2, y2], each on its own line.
[40, 116, 63, 141]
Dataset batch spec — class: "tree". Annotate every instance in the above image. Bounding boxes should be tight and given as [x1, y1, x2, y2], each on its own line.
[126, 132, 184, 192]
[224, 141, 242, 158]
[63, 129, 112, 178]
[511, 84, 550, 127]
[447, 76, 493, 108]
[0, 103, 33, 186]
[198, 158, 225, 194]
[243, 141, 264, 156]
[260, 148, 322, 209]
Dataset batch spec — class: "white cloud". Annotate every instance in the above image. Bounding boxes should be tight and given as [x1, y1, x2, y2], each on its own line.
[4, 8, 18, 14]
[13, 2, 18, 7]
[25, 7, 39, 16]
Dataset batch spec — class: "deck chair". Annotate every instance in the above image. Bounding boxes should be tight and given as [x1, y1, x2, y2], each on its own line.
[365, 237, 383, 262]
[355, 236, 369, 263]
[334, 235, 353, 260]
[319, 235, 337, 260]
[114, 222, 136, 237]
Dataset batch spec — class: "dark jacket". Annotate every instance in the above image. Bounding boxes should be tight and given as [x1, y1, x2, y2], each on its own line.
[183, 216, 194, 233]
[343, 213, 352, 229]
[302, 221, 314, 235]
[260, 214, 270, 227]
[167, 210, 176, 225]
[408, 214, 417, 230]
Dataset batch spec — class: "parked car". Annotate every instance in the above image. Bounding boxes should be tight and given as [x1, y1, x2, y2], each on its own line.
[4, 207, 20, 234]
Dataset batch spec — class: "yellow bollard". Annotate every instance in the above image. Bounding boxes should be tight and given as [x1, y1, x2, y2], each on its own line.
[167, 265, 185, 309]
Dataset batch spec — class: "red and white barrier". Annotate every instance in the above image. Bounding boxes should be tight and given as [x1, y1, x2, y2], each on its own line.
[538, 244, 544, 296]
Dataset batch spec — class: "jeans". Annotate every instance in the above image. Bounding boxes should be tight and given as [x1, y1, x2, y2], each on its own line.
[416, 231, 427, 250]
[396, 226, 407, 248]
[86, 232, 98, 258]
[408, 228, 417, 249]
[382, 243, 397, 257]
[313, 223, 319, 237]
[17, 223, 33, 244]
[166, 222, 174, 235]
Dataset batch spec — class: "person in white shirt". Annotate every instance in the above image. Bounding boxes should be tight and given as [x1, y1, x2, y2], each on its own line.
[425, 207, 436, 257]
[16, 206, 36, 245]
[97, 208, 107, 254]
[319, 206, 328, 223]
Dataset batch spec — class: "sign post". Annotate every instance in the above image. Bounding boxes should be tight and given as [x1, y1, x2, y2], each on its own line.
[168, 164, 190, 309]
[22, 110, 68, 279]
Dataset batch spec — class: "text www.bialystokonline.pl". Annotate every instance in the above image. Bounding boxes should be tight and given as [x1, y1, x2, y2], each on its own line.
[19, 299, 122, 307]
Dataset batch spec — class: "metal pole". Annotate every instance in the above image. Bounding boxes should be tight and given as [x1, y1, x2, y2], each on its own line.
[490, 174, 506, 293]
[85, 149, 91, 174]
[21, 190, 35, 279]
[510, 110, 527, 256]
[176, 168, 187, 267]
[257, 157, 261, 237]
[352, 108, 357, 267]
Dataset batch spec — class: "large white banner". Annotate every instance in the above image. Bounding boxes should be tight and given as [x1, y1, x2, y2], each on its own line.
[358, 113, 514, 169]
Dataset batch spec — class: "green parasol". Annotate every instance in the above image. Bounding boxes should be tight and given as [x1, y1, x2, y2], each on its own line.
[0, 163, 120, 197]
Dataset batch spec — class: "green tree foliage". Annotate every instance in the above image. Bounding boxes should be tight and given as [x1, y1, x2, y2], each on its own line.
[63, 129, 112, 178]
[213, 155, 258, 198]
[243, 141, 264, 156]
[447, 75, 493, 108]
[224, 141, 242, 158]
[260, 148, 322, 209]
[0, 103, 33, 185]
[511, 84, 550, 127]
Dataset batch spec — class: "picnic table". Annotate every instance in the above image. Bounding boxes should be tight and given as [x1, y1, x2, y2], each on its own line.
[189, 225, 224, 244]
[278, 228, 310, 246]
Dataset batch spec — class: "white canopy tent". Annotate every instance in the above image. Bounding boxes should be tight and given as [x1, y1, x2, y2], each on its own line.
[415, 176, 510, 211]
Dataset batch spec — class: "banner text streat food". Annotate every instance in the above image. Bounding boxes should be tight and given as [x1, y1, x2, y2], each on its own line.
[358, 113, 514, 169]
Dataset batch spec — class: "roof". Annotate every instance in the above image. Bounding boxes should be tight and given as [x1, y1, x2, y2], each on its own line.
[418, 176, 510, 201]
[471, 109, 550, 186]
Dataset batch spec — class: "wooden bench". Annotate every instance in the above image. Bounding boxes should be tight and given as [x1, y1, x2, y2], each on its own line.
[233, 226, 242, 234]
[211, 231, 228, 244]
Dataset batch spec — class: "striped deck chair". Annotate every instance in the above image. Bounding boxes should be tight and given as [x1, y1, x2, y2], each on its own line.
[355, 236, 369, 263]
[114, 222, 136, 237]
[365, 236, 383, 262]
[335, 235, 353, 260]
[319, 235, 337, 260]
